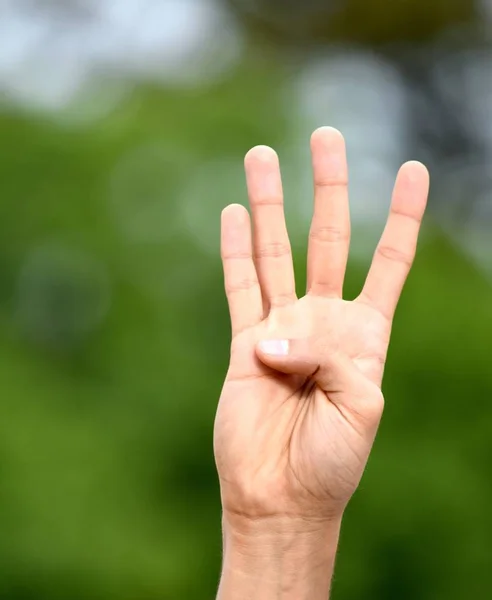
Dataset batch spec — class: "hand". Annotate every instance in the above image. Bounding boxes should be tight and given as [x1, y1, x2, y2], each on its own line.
[214, 127, 429, 527]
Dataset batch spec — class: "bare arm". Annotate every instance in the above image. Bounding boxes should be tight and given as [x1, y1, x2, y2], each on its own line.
[217, 516, 341, 599]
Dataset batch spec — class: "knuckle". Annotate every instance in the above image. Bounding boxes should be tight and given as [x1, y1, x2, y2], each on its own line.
[309, 225, 349, 244]
[391, 207, 422, 225]
[225, 278, 258, 295]
[255, 242, 291, 259]
[252, 195, 283, 206]
[376, 244, 413, 267]
[222, 250, 251, 261]
[364, 391, 385, 424]
[308, 281, 340, 296]
[269, 292, 296, 308]
[354, 387, 385, 427]
[315, 178, 348, 188]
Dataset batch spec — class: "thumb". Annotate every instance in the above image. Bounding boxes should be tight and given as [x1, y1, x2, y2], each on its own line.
[256, 338, 354, 392]
[256, 338, 383, 422]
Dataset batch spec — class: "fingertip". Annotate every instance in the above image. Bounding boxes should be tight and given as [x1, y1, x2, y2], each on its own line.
[244, 145, 279, 168]
[399, 160, 430, 185]
[221, 203, 249, 223]
[395, 162, 430, 212]
[310, 126, 348, 186]
[403, 159, 428, 170]
[310, 126, 345, 149]
[221, 203, 239, 217]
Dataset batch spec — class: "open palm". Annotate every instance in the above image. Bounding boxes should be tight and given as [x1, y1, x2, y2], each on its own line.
[214, 128, 429, 523]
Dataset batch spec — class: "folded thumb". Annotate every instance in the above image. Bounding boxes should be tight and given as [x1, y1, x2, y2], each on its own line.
[255, 338, 379, 408]
[256, 339, 319, 378]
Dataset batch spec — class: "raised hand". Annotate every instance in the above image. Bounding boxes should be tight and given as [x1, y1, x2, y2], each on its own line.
[215, 127, 429, 529]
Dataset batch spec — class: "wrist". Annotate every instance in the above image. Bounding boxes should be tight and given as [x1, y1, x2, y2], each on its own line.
[218, 513, 342, 599]
[221, 504, 344, 549]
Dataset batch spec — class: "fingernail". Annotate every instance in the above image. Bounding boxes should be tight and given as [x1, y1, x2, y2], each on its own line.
[258, 340, 289, 356]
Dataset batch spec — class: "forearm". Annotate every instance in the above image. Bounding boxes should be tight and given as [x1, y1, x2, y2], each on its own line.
[217, 514, 342, 600]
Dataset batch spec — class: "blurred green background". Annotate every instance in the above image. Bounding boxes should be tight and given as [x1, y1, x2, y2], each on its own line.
[1, 0, 492, 598]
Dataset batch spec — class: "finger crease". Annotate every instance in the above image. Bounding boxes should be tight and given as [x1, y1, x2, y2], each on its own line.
[376, 245, 413, 267]
[390, 207, 423, 224]
[269, 292, 297, 308]
[309, 226, 349, 244]
[314, 179, 348, 189]
[254, 243, 291, 259]
[225, 278, 259, 294]
[222, 252, 252, 261]
[251, 197, 283, 207]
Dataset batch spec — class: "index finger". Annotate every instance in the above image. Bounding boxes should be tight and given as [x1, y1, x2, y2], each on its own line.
[245, 146, 297, 311]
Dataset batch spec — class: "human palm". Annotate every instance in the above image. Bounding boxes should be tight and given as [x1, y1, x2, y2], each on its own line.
[214, 128, 429, 523]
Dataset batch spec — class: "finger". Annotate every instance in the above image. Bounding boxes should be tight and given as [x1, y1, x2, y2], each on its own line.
[245, 146, 296, 311]
[307, 127, 350, 297]
[221, 204, 263, 337]
[256, 338, 384, 428]
[359, 161, 430, 320]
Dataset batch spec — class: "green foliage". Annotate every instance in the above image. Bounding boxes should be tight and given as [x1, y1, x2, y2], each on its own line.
[0, 60, 491, 600]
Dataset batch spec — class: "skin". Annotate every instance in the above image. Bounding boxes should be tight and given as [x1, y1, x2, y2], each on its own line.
[214, 127, 430, 599]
